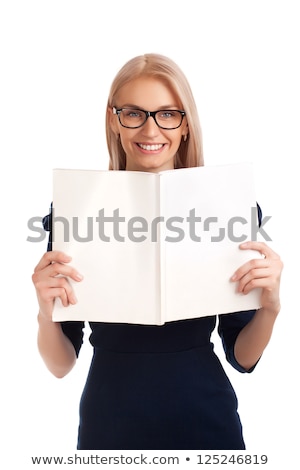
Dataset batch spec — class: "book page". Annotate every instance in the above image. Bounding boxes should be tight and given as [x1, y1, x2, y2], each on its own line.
[52, 169, 161, 324]
[160, 163, 262, 322]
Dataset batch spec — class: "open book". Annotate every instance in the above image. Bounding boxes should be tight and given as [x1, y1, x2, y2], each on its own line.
[52, 163, 261, 325]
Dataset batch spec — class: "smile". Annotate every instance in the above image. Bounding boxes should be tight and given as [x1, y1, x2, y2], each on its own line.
[137, 143, 164, 151]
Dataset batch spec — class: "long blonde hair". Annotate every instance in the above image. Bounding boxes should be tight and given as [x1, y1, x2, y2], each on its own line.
[106, 53, 204, 170]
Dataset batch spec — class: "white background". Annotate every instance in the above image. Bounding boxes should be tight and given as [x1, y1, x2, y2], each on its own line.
[0, 0, 299, 468]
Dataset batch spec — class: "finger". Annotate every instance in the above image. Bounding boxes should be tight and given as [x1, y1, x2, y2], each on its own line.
[239, 276, 273, 295]
[47, 262, 84, 282]
[59, 285, 78, 306]
[33, 255, 83, 283]
[49, 287, 71, 307]
[236, 267, 271, 293]
[239, 241, 280, 259]
[56, 281, 78, 307]
[231, 258, 270, 281]
[33, 251, 72, 273]
[48, 286, 76, 308]
[39, 278, 77, 307]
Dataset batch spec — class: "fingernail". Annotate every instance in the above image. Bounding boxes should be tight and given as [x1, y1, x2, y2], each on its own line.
[70, 295, 78, 304]
[240, 242, 249, 248]
[75, 273, 84, 281]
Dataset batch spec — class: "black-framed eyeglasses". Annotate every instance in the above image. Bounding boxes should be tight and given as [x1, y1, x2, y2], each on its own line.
[113, 107, 186, 130]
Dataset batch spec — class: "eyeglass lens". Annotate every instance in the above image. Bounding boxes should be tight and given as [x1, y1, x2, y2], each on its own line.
[119, 109, 184, 129]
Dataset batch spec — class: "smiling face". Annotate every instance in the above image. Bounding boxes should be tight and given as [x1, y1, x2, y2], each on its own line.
[109, 77, 188, 173]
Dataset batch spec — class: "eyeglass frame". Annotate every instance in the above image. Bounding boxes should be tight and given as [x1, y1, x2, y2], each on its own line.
[112, 107, 186, 130]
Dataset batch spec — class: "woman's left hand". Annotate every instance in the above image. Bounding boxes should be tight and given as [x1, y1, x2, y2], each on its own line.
[231, 241, 283, 313]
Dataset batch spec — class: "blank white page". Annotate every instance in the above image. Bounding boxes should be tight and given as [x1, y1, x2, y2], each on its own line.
[160, 163, 262, 322]
[52, 169, 161, 324]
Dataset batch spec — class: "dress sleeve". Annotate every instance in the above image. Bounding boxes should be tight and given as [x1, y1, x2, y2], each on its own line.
[217, 310, 259, 373]
[43, 203, 85, 358]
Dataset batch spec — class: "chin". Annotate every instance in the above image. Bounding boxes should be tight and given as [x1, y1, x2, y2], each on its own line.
[126, 154, 174, 172]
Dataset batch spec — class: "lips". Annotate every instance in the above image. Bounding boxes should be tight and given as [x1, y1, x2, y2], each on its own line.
[137, 143, 164, 151]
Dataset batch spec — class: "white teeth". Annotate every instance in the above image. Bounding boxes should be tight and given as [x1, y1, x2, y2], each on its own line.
[138, 143, 163, 151]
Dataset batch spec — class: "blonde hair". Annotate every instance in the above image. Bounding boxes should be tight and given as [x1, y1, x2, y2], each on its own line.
[106, 53, 204, 170]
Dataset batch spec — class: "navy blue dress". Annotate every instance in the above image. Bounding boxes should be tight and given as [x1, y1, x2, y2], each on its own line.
[43, 211, 259, 450]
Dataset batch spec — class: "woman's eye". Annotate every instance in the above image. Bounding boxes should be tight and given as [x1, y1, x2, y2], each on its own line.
[125, 110, 142, 118]
[160, 111, 175, 119]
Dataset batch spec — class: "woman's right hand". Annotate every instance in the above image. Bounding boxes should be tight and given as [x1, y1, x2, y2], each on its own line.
[32, 251, 84, 322]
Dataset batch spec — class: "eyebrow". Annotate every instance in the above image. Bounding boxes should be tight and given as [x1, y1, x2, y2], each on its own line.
[118, 104, 182, 110]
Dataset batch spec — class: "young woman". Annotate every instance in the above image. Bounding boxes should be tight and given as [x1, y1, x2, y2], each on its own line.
[32, 53, 283, 450]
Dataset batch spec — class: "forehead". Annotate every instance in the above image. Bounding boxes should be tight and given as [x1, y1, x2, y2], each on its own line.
[115, 77, 181, 109]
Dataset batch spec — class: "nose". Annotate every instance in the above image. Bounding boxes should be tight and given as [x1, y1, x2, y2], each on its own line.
[140, 114, 160, 136]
